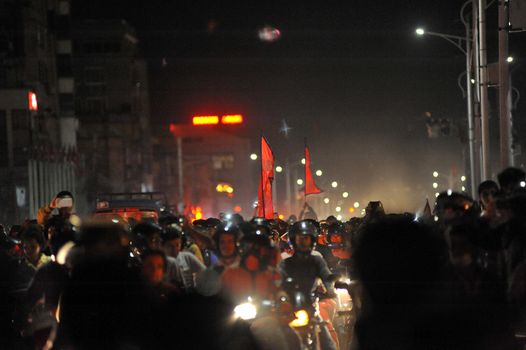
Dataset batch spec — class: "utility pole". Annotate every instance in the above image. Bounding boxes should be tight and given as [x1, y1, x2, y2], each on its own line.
[498, 0, 512, 167]
[478, 0, 491, 180]
[176, 136, 184, 214]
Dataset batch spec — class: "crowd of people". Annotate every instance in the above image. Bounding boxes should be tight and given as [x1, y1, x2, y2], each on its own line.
[1, 166, 526, 349]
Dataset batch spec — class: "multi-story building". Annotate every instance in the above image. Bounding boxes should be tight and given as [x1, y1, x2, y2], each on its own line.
[154, 123, 255, 219]
[0, 0, 78, 224]
[73, 20, 153, 205]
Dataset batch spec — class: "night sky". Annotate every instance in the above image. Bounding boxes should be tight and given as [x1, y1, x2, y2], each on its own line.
[73, 0, 526, 212]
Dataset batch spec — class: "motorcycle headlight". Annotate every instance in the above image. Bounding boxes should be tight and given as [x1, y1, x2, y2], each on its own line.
[234, 302, 257, 320]
[289, 309, 309, 327]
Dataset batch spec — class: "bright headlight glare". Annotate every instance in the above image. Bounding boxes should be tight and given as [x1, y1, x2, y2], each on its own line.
[289, 309, 309, 327]
[234, 303, 257, 320]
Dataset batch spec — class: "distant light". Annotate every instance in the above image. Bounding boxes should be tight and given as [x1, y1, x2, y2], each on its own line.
[297, 179, 304, 186]
[234, 205, 242, 213]
[433, 171, 439, 178]
[507, 56, 514, 63]
[324, 198, 330, 204]
[342, 192, 349, 198]
[226, 187, 234, 194]
[221, 114, 244, 124]
[28, 91, 38, 111]
[447, 189, 453, 196]
[461, 175, 466, 182]
[258, 25, 281, 42]
[432, 182, 438, 189]
[192, 115, 219, 125]
[336, 215, 342, 221]
[112, 218, 119, 223]
[250, 153, 258, 160]
[462, 186, 466, 192]
[278, 214, 284, 220]
[471, 78, 476, 84]
[335, 206, 342, 213]
[276, 166, 283, 173]
[316, 170, 323, 176]
[216, 184, 224, 192]
[416, 28, 425, 36]
[361, 209, 366, 215]
[354, 202, 360, 208]
[434, 216, 439, 222]
[435, 192, 440, 198]
[169, 123, 176, 133]
[331, 181, 338, 188]
[348, 207, 355, 213]
[301, 158, 306, 165]
[521, 181, 526, 188]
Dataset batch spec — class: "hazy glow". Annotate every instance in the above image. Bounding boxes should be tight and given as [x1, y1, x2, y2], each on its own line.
[301, 158, 306, 165]
[221, 114, 243, 124]
[250, 153, 258, 160]
[461, 175, 466, 182]
[316, 170, 323, 176]
[297, 179, 304, 185]
[335, 206, 342, 212]
[342, 192, 349, 198]
[462, 186, 466, 191]
[331, 181, 338, 188]
[433, 171, 439, 178]
[276, 166, 283, 173]
[520, 181, 526, 188]
[435, 192, 440, 198]
[507, 56, 514, 63]
[432, 182, 438, 189]
[324, 198, 330, 204]
[336, 215, 342, 220]
[192, 115, 219, 125]
[354, 202, 360, 208]
[416, 28, 425, 36]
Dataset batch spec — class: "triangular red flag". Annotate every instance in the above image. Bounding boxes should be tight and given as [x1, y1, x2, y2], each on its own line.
[305, 145, 322, 195]
[257, 137, 274, 219]
[422, 198, 432, 219]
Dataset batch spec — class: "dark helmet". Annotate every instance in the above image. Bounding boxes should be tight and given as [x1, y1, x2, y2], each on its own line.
[434, 191, 477, 225]
[288, 220, 319, 249]
[327, 223, 351, 249]
[132, 221, 162, 238]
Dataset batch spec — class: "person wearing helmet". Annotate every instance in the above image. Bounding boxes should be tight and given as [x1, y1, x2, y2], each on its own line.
[212, 223, 241, 269]
[132, 221, 163, 252]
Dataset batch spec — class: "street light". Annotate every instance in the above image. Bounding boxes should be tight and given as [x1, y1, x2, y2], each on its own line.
[296, 179, 303, 186]
[276, 166, 283, 173]
[507, 56, 514, 63]
[354, 202, 360, 208]
[433, 171, 439, 178]
[335, 206, 342, 213]
[461, 175, 466, 182]
[250, 153, 258, 160]
[316, 170, 323, 177]
[301, 158, 306, 165]
[324, 197, 330, 204]
[342, 192, 349, 198]
[331, 181, 338, 188]
[432, 182, 438, 189]
[415, 21, 479, 199]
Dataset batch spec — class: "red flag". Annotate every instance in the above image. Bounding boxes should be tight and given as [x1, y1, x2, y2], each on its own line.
[305, 146, 322, 195]
[257, 137, 274, 219]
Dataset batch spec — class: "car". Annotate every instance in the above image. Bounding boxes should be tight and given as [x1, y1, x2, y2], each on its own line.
[93, 192, 169, 225]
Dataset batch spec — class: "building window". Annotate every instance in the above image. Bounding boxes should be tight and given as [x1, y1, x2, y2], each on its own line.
[212, 154, 235, 170]
[85, 99, 105, 114]
[11, 109, 29, 130]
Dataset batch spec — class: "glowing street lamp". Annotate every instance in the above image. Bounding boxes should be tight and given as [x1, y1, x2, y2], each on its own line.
[296, 179, 304, 186]
[276, 166, 283, 173]
[507, 56, 514, 63]
[432, 182, 438, 189]
[415, 28, 425, 36]
[316, 170, 323, 177]
[342, 192, 349, 198]
[460, 175, 466, 182]
[301, 158, 306, 165]
[323, 198, 330, 204]
[331, 181, 338, 188]
[433, 171, 439, 178]
[335, 206, 342, 213]
[354, 202, 360, 208]
[250, 153, 258, 160]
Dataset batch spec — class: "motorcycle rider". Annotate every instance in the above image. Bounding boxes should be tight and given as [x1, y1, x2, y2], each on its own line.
[279, 220, 338, 350]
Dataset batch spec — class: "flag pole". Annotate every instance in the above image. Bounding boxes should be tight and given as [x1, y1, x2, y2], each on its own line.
[304, 138, 307, 206]
[260, 134, 265, 218]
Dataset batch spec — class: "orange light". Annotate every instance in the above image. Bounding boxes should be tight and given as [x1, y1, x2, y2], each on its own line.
[193, 115, 219, 125]
[28, 91, 38, 111]
[278, 214, 284, 220]
[348, 207, 355, 214]
[221, 114, 243, 124]
[234, 205, 242, 213]
[195, 206, 203, 220]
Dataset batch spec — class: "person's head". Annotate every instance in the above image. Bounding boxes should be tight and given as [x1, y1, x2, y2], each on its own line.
[434, 191, 476, 226]
[78, 223, 125, 258]
[240, 231, 275, 271]
[141, 249, 167, 285]
[478, 180, 499, 210]
[55, 191, 74, 217]
[213, 224, 239, 259]
[132, 222, 163, 251]
[162, 227, 183, 258]
[20, 226, 46, 264]
[498, 167, 526, 195]
[289, 220, 319, 254]
[364, 201, 385, 222]
[327, 223, 352, 259]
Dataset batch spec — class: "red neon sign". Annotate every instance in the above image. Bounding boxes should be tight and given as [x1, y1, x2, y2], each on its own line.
[221, 114, 243, 124]
[28, 91, 38, 111]
[192, 116, 219, 125]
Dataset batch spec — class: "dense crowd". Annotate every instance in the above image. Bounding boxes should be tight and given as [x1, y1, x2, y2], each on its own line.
[2, 166, 526, 350]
